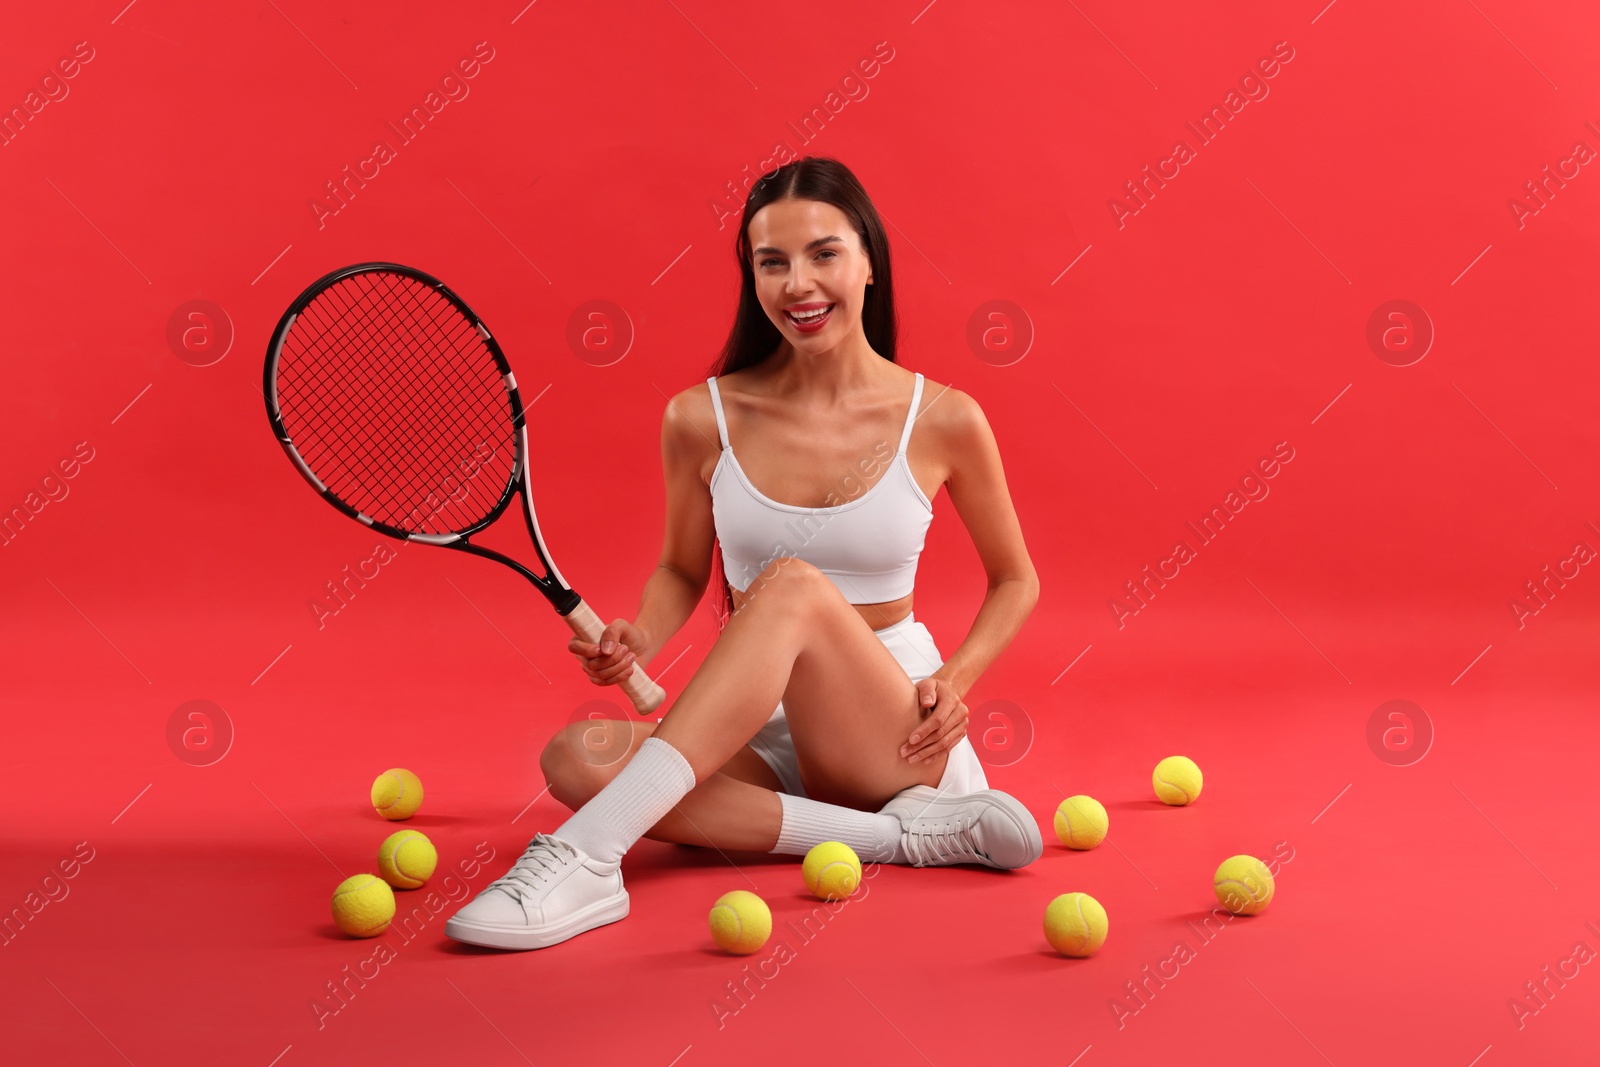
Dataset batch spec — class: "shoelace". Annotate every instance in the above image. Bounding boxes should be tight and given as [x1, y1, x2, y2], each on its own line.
[488, 833, 576, 900]
[902, 814, 989, 867]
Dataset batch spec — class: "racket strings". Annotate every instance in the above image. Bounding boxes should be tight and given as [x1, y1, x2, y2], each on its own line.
[287, 275, 512, 530]
[287, 280, 452, 491]
[274, 271, 518, 535]
[287, 320, 508, 531]
[297, 280, 495, 489]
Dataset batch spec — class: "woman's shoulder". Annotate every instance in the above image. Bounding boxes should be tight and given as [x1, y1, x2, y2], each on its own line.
[662, 366, 770, 437]
[913, 373, 985, 439]
[661, 379, 723, 459]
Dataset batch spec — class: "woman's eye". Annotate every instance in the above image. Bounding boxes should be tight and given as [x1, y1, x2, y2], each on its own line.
[758, 250, 837, 269]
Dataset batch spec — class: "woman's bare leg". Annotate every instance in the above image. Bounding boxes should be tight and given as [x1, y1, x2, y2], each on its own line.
[444, 561, 985, 952]
[541, 719, 786, 851]
[653, 557, 947, 811]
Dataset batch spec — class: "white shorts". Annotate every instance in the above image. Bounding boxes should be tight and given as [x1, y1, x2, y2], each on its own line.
[743, 612, 991, 800]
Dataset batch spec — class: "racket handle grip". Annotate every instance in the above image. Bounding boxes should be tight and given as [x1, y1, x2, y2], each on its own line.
[563, 599, 666, 715]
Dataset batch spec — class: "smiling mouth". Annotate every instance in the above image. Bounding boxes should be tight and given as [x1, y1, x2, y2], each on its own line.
[785, 304, 834, 328]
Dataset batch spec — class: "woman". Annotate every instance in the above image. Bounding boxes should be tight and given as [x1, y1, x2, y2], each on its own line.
[445, 157, 1042, 952]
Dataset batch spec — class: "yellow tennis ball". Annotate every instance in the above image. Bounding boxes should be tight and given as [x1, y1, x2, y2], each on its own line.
[1152, 755, 1202, 805]
[372, 768, 423, 820]
[377, 829, 438, 890]
[1053, 795, 1108, 849]
[708, 890, 771, 955]
[802, 842, 862, 901]
[331, 873, 395, 938]
[1214, 855, 1275, 915]
[1043, 892, 1108, 957]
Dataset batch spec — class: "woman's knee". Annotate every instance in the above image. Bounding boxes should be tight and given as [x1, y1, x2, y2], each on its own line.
[539, 719, 643, 806]
[745, 557, 832, 614]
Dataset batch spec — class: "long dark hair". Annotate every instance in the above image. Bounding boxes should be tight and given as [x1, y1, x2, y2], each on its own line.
[705, 156, 901, 629]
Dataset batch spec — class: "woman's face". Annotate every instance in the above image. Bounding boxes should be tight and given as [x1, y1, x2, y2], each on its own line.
[747, 198, 873, 346]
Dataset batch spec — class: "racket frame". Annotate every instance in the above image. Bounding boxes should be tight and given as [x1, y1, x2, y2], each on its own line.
[263, 261, 663, 713]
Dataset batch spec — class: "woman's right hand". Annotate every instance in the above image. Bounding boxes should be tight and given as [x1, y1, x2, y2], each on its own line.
[567, 619, 650, 687]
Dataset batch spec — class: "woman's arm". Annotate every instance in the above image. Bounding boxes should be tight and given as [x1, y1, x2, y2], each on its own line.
[629, 387, 720, 666]
[926, 387, 1041, 697]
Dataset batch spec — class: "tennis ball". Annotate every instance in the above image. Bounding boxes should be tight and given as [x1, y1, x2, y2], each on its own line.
[331, 873, 395, 938]
[1043, 892, 1108, 957]
[708, 890, 771, 955]
[1053, 795, 1108, 849]
[372, 768, 423, 820]
[377, 829, 438, 890]
[802, 842, 862, 901]
[1214, 855, 1275, 915]
[1152, 755, 1202, 805]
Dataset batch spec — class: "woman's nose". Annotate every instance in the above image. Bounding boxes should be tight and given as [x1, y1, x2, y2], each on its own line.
[786, 263, 814, 293]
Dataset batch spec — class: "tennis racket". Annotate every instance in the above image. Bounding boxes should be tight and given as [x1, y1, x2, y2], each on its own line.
[263, 261, 665, 714]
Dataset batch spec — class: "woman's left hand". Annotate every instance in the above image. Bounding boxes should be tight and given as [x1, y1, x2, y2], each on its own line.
[901, 677, 969, 764]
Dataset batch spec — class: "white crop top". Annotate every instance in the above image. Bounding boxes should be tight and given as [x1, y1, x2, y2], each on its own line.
[707, 372, 934, 604]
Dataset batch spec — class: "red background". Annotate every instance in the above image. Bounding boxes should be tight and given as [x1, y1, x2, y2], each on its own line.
[3, 1, 1598, 1064]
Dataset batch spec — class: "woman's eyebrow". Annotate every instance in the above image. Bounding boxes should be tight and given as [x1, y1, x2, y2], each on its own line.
[752, 235, 843, 256]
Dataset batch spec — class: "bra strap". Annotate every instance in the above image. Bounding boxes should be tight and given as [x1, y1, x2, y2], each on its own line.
[896, 373, 925, 455]
[706, 377, 729, 449]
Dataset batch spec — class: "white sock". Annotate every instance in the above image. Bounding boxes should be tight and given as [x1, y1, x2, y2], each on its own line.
[771, 792, 905, 864]
[553, 736, 697, 865]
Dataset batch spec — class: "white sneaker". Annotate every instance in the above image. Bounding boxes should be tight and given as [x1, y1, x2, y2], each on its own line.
[444, 833, 629, 951]
[879, 785, 1043, 869]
